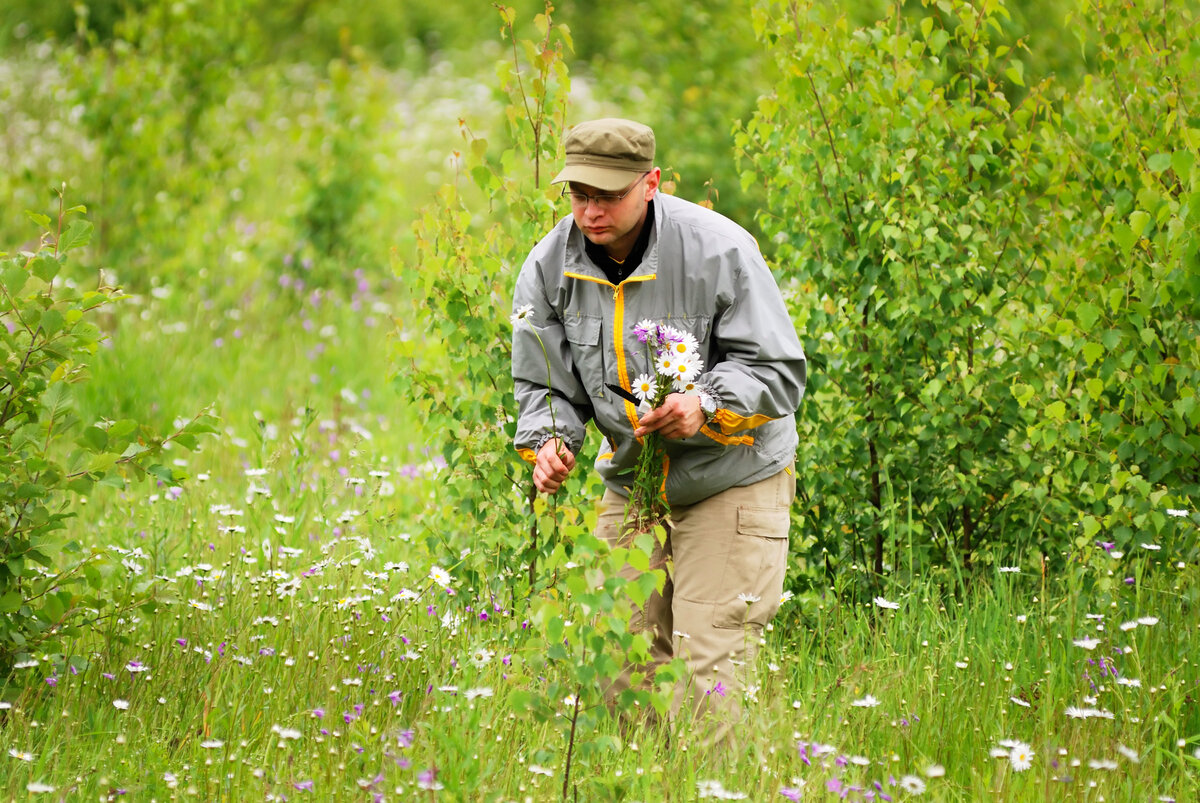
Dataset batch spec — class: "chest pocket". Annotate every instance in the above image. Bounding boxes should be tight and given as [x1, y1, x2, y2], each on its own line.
[562, 315, 606, 397]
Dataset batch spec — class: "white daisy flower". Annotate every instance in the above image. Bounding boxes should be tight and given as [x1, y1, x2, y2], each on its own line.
[899, 774, 926, 794]
[1072, 637, 1100, 650]
[429, 566, 452, 588]
[671, 354, 702, 383]
[1009, 742, 1033, 772]
[631, 373, 656, 403]
[669, 331, 700, 356]
[509, 304, 534, 325]
[873, 596, 900, 610]
[850, 694, 881, 707]
[656, 352, 678, 378]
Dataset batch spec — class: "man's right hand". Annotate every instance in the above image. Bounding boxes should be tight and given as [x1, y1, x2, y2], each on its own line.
[533, 438, 575, 494]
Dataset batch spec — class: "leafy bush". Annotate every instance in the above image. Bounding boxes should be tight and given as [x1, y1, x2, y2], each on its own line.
[0, 196, 216, 674]
[738, 0, 1198, 597]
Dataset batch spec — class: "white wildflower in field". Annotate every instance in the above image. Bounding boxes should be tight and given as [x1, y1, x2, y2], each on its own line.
[1137, 616, 1159, 626]
[1117, 744, 1140, 763]
[429, 566, 452, 587]
[1087, 757, 1117, 770]
[1140, 542, 1161, 550]
[998, 566, 1020, 573]
[528, 764, 554, 776]
[1009, 742, 1034, 772]
[1166, 508, 1189, 517]
[851, 694, 881, 707]
[464, 688, 493, 700]
[1117, 677, 1142, 687]
[925, 764, 945, 777]
[697, 779, 748, 800]
[1072, 637, 1100, 650]
[873, 596, 900, 609]
[200, 739, 224, 749]
[113, 699, 130, 710]
[470, 647, 494, 668]
[9, 748, 34, 761]
[271, 725, 302, 740]
[26, 782, 55, 794]
[1010, 697, 1031, 708]
[899, 774, 926, 794]
[737, 593, 761, 604]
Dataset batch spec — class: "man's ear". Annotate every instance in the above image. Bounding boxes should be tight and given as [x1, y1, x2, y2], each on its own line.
[644, 168, 661, 199]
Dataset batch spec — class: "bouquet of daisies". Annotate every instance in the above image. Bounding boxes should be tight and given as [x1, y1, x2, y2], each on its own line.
[624, 319, 705, 532]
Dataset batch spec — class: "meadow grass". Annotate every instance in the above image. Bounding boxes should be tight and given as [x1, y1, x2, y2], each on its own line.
[1, 281, 1198, 801]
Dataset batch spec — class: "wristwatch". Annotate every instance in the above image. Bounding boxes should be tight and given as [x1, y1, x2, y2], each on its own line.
[698, 390, 718, 423]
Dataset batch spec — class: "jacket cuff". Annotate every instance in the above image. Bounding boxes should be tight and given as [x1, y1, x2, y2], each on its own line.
[534, 432, 577, 456]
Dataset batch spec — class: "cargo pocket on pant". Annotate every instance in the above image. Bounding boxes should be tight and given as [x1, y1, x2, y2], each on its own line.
[713, 505, 790, 630]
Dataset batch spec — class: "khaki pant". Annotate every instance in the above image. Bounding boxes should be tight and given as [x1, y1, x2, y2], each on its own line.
[595, 464, 794, 741]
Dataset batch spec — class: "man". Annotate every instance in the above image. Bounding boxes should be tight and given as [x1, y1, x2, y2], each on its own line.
[510, 118, 806, 735]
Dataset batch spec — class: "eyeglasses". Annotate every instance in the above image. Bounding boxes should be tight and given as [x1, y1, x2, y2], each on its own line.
[561, 172, 650, 208]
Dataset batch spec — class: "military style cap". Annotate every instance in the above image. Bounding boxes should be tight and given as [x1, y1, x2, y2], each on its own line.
[552, 118, 656, 191]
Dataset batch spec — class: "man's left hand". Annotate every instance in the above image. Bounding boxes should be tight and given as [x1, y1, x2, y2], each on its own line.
[634, 393, 706, 440]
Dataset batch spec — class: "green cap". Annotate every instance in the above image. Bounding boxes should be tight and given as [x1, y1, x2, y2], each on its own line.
[552, 118, 656, 191]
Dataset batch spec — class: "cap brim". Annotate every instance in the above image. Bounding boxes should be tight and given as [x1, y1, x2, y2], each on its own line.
[551, 164, 644, 192]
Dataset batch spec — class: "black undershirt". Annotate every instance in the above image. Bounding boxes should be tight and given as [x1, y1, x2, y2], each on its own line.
[584, 200, 655, 286]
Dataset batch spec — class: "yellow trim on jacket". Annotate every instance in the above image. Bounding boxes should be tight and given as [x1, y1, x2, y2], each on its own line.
[712, 409, 776, 434]
[562, 271, 657, 436]
[700, 425, 755, 447]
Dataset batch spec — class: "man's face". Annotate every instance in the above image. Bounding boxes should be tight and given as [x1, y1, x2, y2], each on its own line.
[569, 168, 660, 257]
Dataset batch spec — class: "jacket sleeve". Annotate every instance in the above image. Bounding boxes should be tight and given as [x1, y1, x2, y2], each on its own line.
[703, 248, 807, 434]
[511, 259, 592, 463]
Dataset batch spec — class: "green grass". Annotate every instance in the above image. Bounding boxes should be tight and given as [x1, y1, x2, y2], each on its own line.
[1, 286, 1197, 799]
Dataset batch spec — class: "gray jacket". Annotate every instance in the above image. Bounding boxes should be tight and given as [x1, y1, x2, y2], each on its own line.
[511, 192, 806, 506]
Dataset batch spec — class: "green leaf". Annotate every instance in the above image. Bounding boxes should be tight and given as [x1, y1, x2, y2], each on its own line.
[928, 28, 950, 55]
[1082, 341, 1105, 366]
[1146, 153, 1172, 173]
[31, 254, 60, 282]
[1112, 223, 1136, 255]
[57, 220, 93, 253]
[1004, 63, 1025, 87]
[1085, 378, 1104, 400]
[25, 211, 51, 229]
[0, 592, 23, 613]
[40, 309, 64, 337]
[1171, 150, 1195, 176]
[1075, 302, 1101, 333]
[1128, 210, 1151, 240]
[1045, 401, 1066, 422]
[2, 263, 28, 295]
[80, 425, 108, 452]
